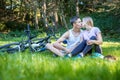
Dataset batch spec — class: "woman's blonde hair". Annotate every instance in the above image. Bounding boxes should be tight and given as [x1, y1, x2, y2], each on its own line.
[83, 16, 94, 27]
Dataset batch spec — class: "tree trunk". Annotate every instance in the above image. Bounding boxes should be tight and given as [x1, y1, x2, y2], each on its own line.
[19, 0, 23, 17]
[42, 0, 48, 28]
[34, 9, 39, 29]
[61, 10, 69, 30]
[76, 0, 79, 16]
[54, 11, 58, 27]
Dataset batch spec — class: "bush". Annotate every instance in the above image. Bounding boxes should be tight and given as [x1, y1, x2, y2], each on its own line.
[89, 11, 120, 38]
[5, 21, 26, 31]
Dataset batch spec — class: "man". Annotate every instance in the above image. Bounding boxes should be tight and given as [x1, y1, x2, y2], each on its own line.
[46, 16, 83, 57]
[69, 16, 103, 58]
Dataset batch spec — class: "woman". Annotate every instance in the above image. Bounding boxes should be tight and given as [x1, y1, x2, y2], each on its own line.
[68, 16, 103, 57]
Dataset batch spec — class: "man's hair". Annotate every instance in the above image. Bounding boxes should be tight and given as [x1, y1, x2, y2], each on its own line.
[70, 16, 79, 26]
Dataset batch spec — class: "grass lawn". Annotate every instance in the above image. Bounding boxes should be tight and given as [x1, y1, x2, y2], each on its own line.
[0, 38, 120, 80]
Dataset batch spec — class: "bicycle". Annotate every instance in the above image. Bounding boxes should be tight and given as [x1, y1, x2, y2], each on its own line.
[0, 24, 57, 54]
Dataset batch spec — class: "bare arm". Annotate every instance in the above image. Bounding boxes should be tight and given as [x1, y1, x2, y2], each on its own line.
[87, 32, 103, 45]
[53, 31, 70, 53]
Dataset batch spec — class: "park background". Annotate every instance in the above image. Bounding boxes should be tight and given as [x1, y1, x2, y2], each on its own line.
[0, 0, 120, 80]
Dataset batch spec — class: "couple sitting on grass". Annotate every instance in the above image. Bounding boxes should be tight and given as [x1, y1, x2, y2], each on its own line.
[46, 16, 116, 60]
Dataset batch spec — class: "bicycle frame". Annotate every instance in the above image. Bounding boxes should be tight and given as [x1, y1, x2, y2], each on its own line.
[30, 35, 51, 52]
[0, 24, 57, 53]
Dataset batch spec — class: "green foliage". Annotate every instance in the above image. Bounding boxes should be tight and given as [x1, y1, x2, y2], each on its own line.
[0, 22, 6, 31]
[85, 10, 120, 39]
[0, 0, 119, 39]
[5, 21, 26, 31]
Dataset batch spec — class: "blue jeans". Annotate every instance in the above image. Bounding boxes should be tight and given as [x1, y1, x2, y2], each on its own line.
[71, 36, 102, 56]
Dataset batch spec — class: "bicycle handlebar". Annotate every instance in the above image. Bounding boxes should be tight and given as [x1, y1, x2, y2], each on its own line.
[0, 24, 58, 53]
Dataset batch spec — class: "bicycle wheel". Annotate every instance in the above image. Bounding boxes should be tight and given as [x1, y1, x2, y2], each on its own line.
[30, 36, 51, 52]
[0, 42, 19, 49]
[31, 42, 47, 52]
[0, 42, 21, 53]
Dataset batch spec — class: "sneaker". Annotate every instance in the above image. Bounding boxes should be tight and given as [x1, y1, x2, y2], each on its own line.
[68, 53, 72, 57]
[71, 54, 82, 60]
[92, 52, 104, 59]
[64, 54, 70, 58]
[76, 54, 83, 58]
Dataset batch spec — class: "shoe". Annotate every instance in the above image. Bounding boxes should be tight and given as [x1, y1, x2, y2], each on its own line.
[92, 52, 104, 59]
[71, 54, 82, 60]
[73, 54, 82, 58]
[76, 54, 83, 58]
[64, 54, 70, 58]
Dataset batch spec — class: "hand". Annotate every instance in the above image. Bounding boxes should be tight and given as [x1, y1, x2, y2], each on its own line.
[64, 48, 71, 53]
[87, 40, 95, 45]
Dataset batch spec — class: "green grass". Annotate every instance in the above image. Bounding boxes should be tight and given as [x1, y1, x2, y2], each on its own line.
[0, 39, 120, 80]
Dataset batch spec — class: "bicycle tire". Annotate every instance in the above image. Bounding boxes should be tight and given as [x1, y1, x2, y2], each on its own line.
[31, 42, 46, 52]
[1, 47, 20, 53]
[30, 36, 51, 52]
[0, 42, 22, 53]
[0, 42, 20, 49]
